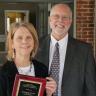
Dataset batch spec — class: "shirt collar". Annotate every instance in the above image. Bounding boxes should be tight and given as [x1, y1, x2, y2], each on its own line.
[51, 34, 68, 48]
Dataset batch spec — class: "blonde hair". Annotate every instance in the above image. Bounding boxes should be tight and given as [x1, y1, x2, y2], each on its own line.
[6, 22, 39, 61]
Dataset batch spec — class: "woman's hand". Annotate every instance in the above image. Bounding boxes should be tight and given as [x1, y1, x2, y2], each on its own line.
[46, 77, 57, 96]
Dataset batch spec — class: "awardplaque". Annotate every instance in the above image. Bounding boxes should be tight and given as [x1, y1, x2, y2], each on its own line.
[12, 74, 46, 96]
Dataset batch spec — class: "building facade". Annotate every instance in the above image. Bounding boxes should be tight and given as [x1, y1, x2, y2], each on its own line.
[0, 0, 95, 64]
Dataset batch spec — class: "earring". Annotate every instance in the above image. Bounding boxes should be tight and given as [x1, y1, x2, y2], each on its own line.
[30, 51, 33, 61]
[12, 48, 15, 58]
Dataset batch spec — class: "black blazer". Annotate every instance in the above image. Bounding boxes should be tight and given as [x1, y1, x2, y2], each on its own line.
[0, 60, 48, 96]
[35, 35, 96, 96]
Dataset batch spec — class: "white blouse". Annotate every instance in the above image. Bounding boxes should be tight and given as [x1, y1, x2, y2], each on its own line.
[17, 63, 35, 76]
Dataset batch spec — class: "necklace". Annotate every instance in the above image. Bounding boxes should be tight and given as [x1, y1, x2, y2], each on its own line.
[18, 64, 32, 75]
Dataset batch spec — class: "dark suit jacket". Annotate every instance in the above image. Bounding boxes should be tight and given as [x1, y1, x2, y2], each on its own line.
[35, 35, 96, 96]
[0, 60, 48, 96]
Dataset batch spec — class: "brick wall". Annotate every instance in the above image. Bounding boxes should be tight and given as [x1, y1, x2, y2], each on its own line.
[76, 0, 95, 58]
[76, 0, 95, 44]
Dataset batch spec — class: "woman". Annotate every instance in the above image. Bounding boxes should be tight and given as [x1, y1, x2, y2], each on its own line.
[0, 22, 56, 96]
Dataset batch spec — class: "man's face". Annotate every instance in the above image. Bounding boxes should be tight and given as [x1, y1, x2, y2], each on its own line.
[49, 5, 72, 38]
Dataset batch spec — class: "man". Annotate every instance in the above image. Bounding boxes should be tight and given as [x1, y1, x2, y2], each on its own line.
[35, 4, 96, 96]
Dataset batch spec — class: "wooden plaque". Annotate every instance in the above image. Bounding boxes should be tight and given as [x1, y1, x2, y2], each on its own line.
[12, 74, 46, 96]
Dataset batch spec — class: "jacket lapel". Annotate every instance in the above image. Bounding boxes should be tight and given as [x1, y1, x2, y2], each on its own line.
[61, 36, 76, 93]
[43, 35, 50, 67]
[46, 35, 51, 67]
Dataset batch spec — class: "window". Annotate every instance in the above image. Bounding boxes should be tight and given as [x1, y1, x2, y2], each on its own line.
[5, 10, 29, 33]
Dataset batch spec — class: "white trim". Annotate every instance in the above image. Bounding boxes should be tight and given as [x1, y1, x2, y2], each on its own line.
[94, 1, 96, 58]
[73, 0, 76, 38]
[48, 3, 52, 34]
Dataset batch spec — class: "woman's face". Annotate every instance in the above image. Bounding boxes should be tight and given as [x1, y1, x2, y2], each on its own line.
[12, 27, 34, 57]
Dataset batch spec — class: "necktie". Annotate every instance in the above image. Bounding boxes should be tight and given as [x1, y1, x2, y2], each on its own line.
[50, 42, 60, 96]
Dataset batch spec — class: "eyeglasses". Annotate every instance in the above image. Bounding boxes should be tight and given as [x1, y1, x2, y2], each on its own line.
[51, 15, 71, 21]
